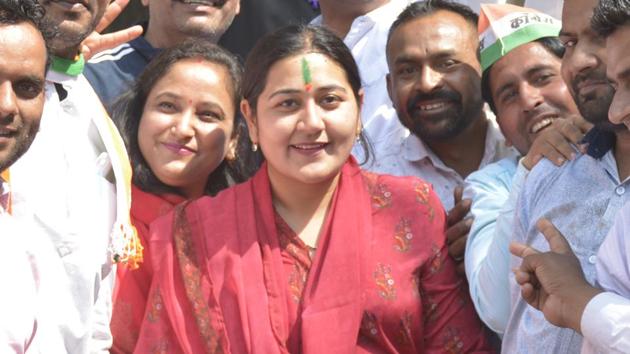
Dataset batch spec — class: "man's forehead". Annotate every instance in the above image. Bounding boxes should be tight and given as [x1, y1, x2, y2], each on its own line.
[489, 43, 560, 93]
[390, 14, 476, 54]
[561, 0, 597, 33]
[0, 25, 45, 95]
[607, 27, 630, 76]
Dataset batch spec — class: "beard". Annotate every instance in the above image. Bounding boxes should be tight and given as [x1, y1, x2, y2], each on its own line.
[0, 125, 37, 173]
[571, 69, 624, 132]
[172, 0, 236, 42]
[404, 88, 483, 141]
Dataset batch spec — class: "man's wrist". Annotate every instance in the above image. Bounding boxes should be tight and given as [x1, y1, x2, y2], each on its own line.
[566, 284, 603, 333]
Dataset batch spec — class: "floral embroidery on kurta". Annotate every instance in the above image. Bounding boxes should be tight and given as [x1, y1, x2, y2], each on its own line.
[360, 312, 380, 338]
[146, 286, 164, 323]
[364, 173, 394, 210]
[150, 339, 170, 354]
[287, 263, 308, 303]
[414, 180, 435, 221]
[429, 244, 445, 274]
[442, 326, 466, 354]
[420, 286, 439, 324]
[374, 263, 397, 301]
[393, 218, 413, 252]
[173, 205, 224, 354]
[275, 212, 314, 304]
[397, 311, 414, 347]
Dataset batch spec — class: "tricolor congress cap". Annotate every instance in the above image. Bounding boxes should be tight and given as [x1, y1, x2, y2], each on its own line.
[478, 4, 562, 72]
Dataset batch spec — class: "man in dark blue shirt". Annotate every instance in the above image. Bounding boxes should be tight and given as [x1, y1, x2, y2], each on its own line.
[84, 0, 241, 114]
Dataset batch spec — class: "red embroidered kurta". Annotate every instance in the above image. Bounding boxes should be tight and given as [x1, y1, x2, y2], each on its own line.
[134, 159, 494, 353]
[110, 186, 185, 354]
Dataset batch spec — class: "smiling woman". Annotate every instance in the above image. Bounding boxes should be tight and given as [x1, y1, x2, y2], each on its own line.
[139, 25, 494, 353]
[108, 40, 251, 353]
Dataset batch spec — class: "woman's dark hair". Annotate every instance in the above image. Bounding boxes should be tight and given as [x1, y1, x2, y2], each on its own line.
[481, 36, 566, 114]
[113, 40, 251, 197]
[592, 0, 630, 37]
[242, 24, 372, 163]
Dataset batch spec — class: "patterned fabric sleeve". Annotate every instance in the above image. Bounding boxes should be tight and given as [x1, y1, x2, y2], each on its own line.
[418, 189, 495, 353]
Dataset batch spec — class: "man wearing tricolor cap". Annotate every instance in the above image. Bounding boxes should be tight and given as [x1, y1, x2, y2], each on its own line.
[7, 0, 141, 352]
[507, 2, 630, 353]
[462, 3, 587, 337]
[500, 0, 630, 351]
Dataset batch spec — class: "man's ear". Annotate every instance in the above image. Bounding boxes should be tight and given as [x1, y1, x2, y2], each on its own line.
[235, 0, 241, 15]
[356, 88, 365, 135]
[386, 73, 393, 102]
[240, 99, 258, 144]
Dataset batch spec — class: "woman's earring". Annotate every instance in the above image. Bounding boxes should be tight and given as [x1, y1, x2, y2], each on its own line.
[252, 143, 258, 152]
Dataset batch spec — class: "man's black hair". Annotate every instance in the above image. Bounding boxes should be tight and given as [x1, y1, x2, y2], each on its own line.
[387, 0, 479, 50]
[592, 0, 630, 37]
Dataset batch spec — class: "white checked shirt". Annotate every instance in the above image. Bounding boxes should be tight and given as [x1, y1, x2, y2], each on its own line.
[311, 0, 412, 154]
[368, 120, 517, 211]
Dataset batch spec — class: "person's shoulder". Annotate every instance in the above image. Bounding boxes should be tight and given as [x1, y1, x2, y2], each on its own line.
[362, 170, 442, 211]
[363, 170, 430, 190]
[467, 157, 518, 186]
[525, 153, 591, 191]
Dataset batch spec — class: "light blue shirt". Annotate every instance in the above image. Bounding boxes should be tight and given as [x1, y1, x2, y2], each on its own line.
[502, 151, 630, 353]
[463, 157, 528, 336]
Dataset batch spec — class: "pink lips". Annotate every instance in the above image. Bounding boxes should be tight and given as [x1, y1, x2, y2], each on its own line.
[162, 142, 195, 156]
[290, 142, 328, 156]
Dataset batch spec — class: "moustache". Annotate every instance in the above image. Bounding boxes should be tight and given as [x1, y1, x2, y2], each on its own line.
[571, 70, 610, 96]
[406, 89, 461, 115]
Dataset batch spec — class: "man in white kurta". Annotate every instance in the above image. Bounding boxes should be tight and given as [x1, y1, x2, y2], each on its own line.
[8, 0, 137, 352]
[0, 3, 85, 351]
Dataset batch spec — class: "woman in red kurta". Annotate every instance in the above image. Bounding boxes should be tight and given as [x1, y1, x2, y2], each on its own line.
[138, 25, 493, 353]
[108, 42, 252, 353]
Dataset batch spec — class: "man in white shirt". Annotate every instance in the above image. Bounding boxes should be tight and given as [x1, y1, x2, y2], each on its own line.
[510, 1, 630, 353]
[379, 0, 519, 271]
[9, 0, 138, 352]
[312, 0, 411, 157]
[381, 0, 518, 210]
[0, 1, 72, 352]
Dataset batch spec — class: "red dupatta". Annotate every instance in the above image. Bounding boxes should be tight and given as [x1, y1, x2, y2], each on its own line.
[142, 159, 371, 353]
[111, 186, 186, 354]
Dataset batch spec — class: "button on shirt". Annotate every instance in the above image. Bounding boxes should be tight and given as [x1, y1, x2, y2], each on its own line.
[311, 0, 411, 153]
[503, 151, 630, 354]
[579, 200, 630, 354]
[369, 120, 517, 210]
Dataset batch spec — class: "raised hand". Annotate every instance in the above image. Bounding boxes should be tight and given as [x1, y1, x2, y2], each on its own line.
[81, 0, 144, 60]
[522, 114, 593, 170]
[509, 218, 602, 332]
[446, 186, 472, 275]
